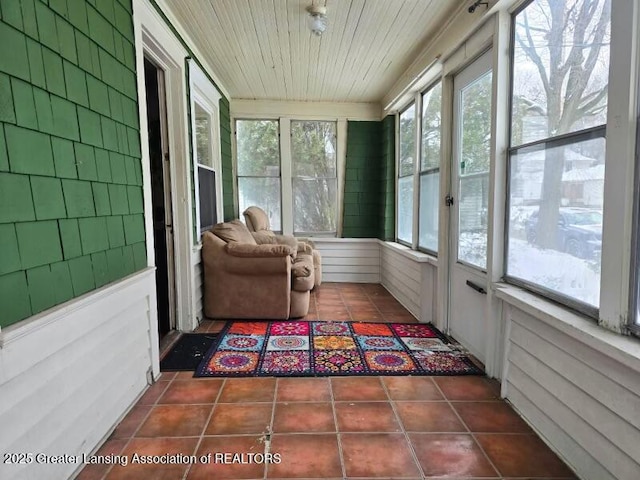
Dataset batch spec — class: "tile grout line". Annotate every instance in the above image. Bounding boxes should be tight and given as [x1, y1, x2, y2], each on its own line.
[329, 378, 348, 479]
[380, 377, 427, 479]
[264, 379, 278, 479]
[181, 377, 226, 480]
[434, 378, 504, 479]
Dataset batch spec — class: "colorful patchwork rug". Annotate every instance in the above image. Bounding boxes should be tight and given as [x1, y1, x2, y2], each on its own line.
[194, 321, 483, 377]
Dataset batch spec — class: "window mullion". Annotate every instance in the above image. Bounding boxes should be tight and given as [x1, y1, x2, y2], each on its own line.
[412, 92, 422, 250]
[280, 118, 293, 236]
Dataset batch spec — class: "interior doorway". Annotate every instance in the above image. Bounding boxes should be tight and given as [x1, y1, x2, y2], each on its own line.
[144, 56, 176, 339]
[447, 50, 493, 364]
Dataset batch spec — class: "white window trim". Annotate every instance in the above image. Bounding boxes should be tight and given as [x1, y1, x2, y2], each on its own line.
[189, 60, 223, 239]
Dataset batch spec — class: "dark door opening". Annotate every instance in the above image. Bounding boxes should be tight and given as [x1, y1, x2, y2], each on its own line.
[144, 57, 175, 339]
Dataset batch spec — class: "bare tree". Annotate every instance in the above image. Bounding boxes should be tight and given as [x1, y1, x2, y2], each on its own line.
[515, 0, 611, 248]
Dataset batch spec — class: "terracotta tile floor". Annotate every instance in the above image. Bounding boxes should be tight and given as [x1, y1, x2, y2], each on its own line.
[78, 283, 576, 480]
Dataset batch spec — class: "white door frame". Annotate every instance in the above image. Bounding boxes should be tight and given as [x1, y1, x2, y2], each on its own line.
[436, 17, 507, 378]
[134, 0, 195, 352]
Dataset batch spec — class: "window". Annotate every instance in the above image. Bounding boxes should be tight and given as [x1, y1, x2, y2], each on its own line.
[236, 120, 282, 232]
[458, 71, 492, 269]
[398, 103, 416, 244]
[291, 121, 338, 235]
[505, 0, 611, 313]
[194, 103, 217, 232]
[419, 82, 442, 253]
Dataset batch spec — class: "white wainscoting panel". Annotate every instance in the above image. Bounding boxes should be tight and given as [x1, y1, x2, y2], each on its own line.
[379, 241, 437, 322]
[311, 238, 381, 284]
[503, 306, 640, 480]
[0, 269, 157, 480]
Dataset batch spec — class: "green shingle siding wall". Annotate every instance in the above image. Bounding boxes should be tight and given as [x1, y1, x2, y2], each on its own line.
[380, 115, 395, 240]
[342, 121, 382, 238]
[220, 96, 234, 221]
[0, 0, 144, 328]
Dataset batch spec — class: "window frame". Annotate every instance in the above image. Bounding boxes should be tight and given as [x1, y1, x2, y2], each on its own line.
[396, 101, 417, 247]
[234, 118, 283, 233]
[629, 78, 640, 336]
[503, 0, 610, 320]
[290, 119, 339, 237]
[417, 79, 443, 256]
[188, 60, 223, 240]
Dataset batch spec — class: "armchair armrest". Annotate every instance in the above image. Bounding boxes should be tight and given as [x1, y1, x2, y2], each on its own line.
[221, 245, 293, 276]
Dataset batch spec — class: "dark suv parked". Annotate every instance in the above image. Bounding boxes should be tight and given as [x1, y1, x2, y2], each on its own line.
[525, 208, 602, 259]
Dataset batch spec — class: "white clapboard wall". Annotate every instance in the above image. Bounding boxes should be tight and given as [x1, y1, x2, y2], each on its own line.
[503, 305, 640, 480]
[0, 270, 156, 480]
[192, 247, 204, 323]
[311, 238, 381, 283]
[380, 241, 438, 320]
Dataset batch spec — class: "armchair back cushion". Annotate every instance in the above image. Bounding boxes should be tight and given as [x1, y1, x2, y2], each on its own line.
[211, 219, 256, 244]
[243, 206, 273, 234]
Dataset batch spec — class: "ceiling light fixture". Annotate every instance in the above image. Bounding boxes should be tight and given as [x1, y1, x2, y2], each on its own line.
[306, 2, 327, 37]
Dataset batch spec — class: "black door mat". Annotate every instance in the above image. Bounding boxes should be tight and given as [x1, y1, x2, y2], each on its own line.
[160, 333, 218, 371]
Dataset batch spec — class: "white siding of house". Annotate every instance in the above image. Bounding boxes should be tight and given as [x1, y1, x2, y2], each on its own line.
[503, 305, 640, 480]
[0, 270, 157, 480]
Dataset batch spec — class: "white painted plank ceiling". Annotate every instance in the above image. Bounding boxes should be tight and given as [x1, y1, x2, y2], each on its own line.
[163, 0, 460, 102]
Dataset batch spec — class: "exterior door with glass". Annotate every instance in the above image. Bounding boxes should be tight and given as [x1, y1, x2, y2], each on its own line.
[448, 50, 493, 363]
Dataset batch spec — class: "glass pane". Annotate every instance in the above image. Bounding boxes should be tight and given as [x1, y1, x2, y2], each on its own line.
[399, 103, 416, 177]
[238, 177, 282, 231]
[458, 174, 489, 268]
[419, 172, 439, 252]
[291, 121, 337, 177]
[511, 0, 611, 146]
[236, 120, 280, 176]
[421, 82, 442, 171]
[397, 176, 414, 244]
[460, 71, 492, 176]
[292, 178, 337, 233]
[506, 136, 605, 307]
[194, 103, 212, 167]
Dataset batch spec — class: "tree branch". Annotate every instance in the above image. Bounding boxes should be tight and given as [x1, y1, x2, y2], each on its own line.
[516, 10, 550, 94]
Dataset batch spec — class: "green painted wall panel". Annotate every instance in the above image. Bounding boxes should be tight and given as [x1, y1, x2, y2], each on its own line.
[0, 172, 35, 222]
[31, 175, 66, 220]
[15, 220, 63, 269]
[0, 73, 16, 123]
[51, 137, 77, 178]
[0, 223, 21, 275]
[59, 218, 82, 259]
[342, 121, 382, 238]
[27, 264, 57, 314]
[0, 271, 32, 327]
[0, 21, 30, 81]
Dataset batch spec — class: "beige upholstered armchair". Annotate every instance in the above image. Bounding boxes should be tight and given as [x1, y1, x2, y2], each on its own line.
[202, 220, 314, 319]
[243, 206, 322, 288]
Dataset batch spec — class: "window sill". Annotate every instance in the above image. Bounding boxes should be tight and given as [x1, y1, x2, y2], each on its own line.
[379, 240, 438, 267]
[494, 283, 640, 372]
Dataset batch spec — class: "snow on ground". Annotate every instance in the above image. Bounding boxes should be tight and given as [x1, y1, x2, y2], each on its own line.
[458, 229, 600, 307]
[507, 238, 600, 307]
